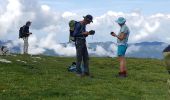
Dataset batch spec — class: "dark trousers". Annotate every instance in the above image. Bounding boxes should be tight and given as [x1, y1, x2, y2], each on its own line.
[75, 38, 89, 74]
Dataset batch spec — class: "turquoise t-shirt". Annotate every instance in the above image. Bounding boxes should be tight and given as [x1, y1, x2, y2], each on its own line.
[117, 24, 130, 45]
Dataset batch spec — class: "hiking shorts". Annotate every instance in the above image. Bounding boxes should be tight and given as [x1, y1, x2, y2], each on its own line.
[117, 45, 128, 56]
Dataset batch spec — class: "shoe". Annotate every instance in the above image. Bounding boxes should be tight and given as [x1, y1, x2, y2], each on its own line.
[84, 72, 90, 76]
[115, 74, 127, 78]
[115, 72, 127, 78]
[82, 72, 94, 78]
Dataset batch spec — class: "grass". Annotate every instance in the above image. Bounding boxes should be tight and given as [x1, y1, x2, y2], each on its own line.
[0, 54, 170, 100]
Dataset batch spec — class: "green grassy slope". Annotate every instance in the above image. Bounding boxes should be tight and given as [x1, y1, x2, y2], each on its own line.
[0, 55, 170, 100]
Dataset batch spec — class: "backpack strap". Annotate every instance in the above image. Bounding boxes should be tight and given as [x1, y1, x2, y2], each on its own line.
[74, 22, 85, 38]
[79, 23, 84, 34]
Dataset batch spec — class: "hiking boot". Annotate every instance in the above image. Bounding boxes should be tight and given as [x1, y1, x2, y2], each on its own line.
[84, 72, 90, 76]
[82, 72, 94, 78]
[115, 72, 127, 78]
[115, 74, 127, 78]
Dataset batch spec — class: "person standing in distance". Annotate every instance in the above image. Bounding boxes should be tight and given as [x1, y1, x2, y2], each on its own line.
[21, 21, 32, 54]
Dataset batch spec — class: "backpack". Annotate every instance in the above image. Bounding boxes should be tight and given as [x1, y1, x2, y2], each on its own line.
[69, 20, 77, 42]
[69, 20, 84, 42]
[19, 25, 25, 38]
[67, 62, 85, 73]
[67, 62, 77, 72]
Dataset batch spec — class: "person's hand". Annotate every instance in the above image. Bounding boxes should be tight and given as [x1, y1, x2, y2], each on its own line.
[110, 32, 117, 37]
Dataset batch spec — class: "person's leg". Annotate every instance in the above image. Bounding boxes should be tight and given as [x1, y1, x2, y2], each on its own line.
[23, 37, 26, 54]
[119, 56, 127, 73]
[75, 39, 83, 75]
[83, 43, 89, 75]
[117, 45, 127, 77]
[25, 37, 29, 54]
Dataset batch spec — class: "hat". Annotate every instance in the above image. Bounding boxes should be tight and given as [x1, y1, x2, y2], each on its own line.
[26, 21, 32, 25]
[83, 14, 93, 23]
[115, 17, 126, 24]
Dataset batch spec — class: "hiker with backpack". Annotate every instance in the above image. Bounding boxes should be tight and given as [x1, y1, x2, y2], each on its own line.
[19, 21, 32, 54]
[110, 17, 130, 78]
[69, 14, 95, 77]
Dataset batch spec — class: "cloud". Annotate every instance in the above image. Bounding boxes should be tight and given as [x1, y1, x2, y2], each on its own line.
[1, 0, 170, 43]
[41, 5, 50, 12]
[88, 43, 117, 57]
[126, 45, 141, 54]
[93, 45, 109, 56]
[24, 34, 76, 56]
[0, 0, 170, 56]
[62, 12, 77, 18]
[88, 11, 170, 43]
[0, 0, 22, 36]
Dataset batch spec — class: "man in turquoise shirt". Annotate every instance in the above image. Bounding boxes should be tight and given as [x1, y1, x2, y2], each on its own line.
[111, 17, 130, 78]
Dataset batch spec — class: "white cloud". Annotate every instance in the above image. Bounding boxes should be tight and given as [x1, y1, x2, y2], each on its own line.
[1, 0, 170, 44]
[126, 45, 141, 54]
[41, 5, 50, 11]
[26, 34, 76, 56]
[0, 0, 22, 36]
[0, 0, 170, 56]
[88, 43, 117, 57]
[62, 12, 77, 18]
[94, 45, 109, 56]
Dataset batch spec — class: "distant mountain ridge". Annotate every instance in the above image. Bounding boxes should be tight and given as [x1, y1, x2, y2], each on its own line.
[0, 40, 168, 59]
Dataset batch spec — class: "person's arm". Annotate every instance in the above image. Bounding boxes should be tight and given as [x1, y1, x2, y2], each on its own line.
[82, 32, 89, 35]
[111, 25, 128, 40]
[114, 32, 127, 40]
[82, 25, 90, 36]
[24, 26, 32, 35]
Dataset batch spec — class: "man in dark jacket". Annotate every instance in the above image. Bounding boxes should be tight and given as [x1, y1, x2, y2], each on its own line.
[73, 15, 94, 77]
[22, 21, 32, 54]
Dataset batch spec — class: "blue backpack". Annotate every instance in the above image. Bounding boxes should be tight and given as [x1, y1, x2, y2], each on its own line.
[67, 62, 85, 72]
[67, 62, 77, 72]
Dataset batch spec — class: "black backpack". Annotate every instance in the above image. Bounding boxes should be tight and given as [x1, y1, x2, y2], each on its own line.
[19, 25, 25, 38]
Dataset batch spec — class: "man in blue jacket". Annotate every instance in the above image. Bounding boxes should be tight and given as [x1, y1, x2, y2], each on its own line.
[73, 15, 94, 77]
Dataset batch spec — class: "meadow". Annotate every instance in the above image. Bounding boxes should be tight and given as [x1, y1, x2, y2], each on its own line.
[0, 55, 170, 100]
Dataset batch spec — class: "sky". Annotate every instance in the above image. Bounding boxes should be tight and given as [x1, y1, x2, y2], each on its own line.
[0, 0, 170, 55]
[40, 0, 170, 15]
